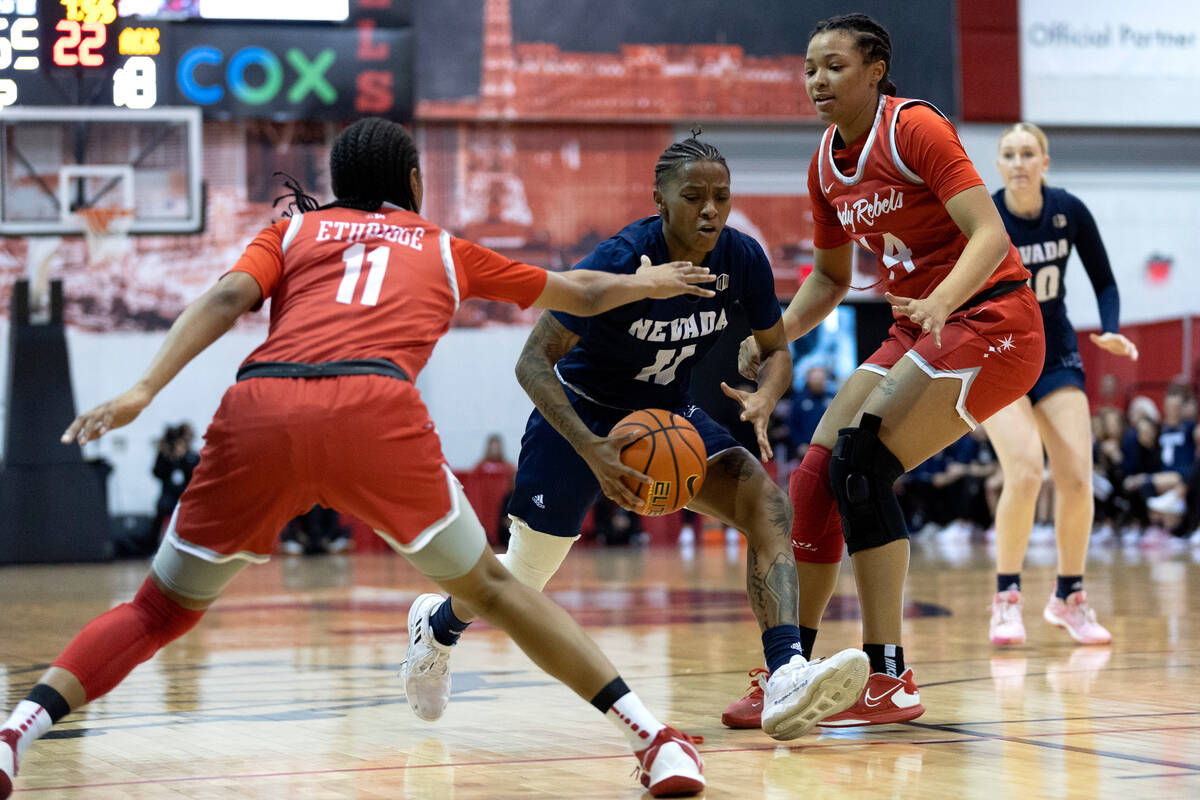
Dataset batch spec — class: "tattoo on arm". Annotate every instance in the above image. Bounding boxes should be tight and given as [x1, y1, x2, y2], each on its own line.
[515, 312, 589, 447]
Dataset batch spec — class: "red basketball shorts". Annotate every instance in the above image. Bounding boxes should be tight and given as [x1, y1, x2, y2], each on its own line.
[862, 285, 1045, 428]
[169, 375, 456, 562]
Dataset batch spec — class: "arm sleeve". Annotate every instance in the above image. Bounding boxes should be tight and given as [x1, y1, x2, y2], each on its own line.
[448, 236, 548, 308]
[1067, 193, 1120, 333]
[228, 219, 288, 309]
[738, 235, 783, 331]
[894, 105, 984, 205]
[549, 237, 639, 335]
[808, 153, 851, 249]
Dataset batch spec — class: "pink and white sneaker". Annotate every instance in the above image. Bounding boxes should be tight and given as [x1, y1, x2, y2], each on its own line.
[1, 728, 18, 799]
[634, 726, 705, 797]
[1043, 590, 1111, 644]
[989, 590, 1026, 645]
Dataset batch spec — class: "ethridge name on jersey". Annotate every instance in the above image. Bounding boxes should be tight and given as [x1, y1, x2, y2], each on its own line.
[315, 219, 427, 249]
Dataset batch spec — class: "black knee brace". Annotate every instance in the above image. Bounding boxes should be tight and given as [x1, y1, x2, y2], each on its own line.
[829, 413, 909, 554]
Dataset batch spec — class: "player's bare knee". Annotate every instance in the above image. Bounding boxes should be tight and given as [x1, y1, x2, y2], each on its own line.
[830, 414, 909, 554]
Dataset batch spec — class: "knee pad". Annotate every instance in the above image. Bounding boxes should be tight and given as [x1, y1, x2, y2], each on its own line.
[151, 537, 248, 603]
[496, 517, 578, 591]
[829, 414, 909, 554]
[789, 445, 844, 564]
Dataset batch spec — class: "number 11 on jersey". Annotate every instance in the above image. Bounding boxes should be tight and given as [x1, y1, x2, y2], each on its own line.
[337, 243, 390, 306]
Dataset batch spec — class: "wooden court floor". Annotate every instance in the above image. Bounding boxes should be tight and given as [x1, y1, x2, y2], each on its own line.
[2, 535, 1198, 799]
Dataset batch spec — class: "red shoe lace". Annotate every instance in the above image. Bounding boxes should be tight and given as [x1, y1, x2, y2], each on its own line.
[742, 667, 768, 696]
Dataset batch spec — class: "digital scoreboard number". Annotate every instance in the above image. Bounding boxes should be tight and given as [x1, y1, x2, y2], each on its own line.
[1, 1, 411, 117]
[0, 0, 39, 107]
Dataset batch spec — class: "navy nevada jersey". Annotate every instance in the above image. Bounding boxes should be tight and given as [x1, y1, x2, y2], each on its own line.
[552, 216, 781, 410]
[992, 185, 1119, 372]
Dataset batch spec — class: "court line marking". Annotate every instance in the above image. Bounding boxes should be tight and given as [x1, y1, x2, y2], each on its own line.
[21, 723, 1200, 792]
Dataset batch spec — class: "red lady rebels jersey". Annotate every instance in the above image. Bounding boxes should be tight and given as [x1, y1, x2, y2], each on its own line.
[808, 95, 1029, 299]
[230, 204, 548, 379]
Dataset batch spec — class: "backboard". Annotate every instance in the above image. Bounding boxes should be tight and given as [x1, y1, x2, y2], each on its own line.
[0, 106, 203, 235]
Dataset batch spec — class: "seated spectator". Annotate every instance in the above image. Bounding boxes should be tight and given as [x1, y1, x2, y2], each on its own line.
[115, 423, 199, 558]
[280, 504, 352, 555]
[787, 366, 834, 461]
[1145, 384, 1198, 532]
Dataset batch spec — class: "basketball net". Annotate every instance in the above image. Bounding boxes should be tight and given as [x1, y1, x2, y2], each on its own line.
[74, 206, 135, 266]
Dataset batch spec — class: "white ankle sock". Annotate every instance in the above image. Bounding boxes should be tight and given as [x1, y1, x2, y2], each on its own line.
[605, 691, 666, 749]
[3, 701, 54, 759]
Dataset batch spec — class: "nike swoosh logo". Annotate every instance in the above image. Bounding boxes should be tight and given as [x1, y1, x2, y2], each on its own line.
[864, 685, 901, 707]
[824, 182, 834, 193]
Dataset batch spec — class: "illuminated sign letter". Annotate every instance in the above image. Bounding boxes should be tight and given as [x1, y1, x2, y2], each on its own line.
[285, 48, 336, 104]
[177, 45, 223, 104]
[227, 46, 282, 105]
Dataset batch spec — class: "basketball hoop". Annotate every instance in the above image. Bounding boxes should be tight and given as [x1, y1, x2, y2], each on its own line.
[73, 206, 135, 265]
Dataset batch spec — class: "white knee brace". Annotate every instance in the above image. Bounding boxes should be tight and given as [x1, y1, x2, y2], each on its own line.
[496, 516, 578, 591]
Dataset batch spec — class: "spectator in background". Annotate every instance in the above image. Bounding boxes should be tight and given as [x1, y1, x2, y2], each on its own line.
[280, 505, 352, 555]
[1120, 412, 1163, 538]
[787, 365, 834, 461]
[137, 423, 199, 556]
[1091, 406, 1128, 541]
[467, 433, 518, 545]
[1144, 384, 1198, 532]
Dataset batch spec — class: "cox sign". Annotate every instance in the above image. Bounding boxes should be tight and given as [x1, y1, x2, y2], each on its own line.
[177, 45, 336, 105]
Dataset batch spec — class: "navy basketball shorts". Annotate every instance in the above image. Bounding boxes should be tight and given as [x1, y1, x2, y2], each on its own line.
[507, 386, 742, 537]
[1028, 350, 1086, 404]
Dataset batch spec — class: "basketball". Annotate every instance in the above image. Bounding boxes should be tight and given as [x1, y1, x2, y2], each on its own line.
[611, 409, 707, 516]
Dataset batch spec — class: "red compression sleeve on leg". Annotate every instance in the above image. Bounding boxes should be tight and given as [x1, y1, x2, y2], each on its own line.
[52, 578, 205, 702]
[790, 444, 845, 563]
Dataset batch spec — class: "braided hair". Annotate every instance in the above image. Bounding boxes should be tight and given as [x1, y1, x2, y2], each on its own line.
[810, 13, 897, 96]
[329, 117, 421, 211]
[654, 127, 728, 190]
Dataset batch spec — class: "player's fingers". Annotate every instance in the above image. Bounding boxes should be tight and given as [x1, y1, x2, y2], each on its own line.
[883, 292, 911, 310]
[755, 421, 771, 462]
[719, 381, 746, 405]
[639, 254, 653, 270]
[932, 323, 943, 348]
[61, 416, 84, 444]
[1128, 342, 1140, 361]
[683, 285, 717, 297]
[620, 465, 653, 486]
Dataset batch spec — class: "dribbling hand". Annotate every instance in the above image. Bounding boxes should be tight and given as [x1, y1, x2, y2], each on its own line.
[579, 431, 653, 512]
[720, 381, 772, 462]
[1089, 332, 1139, 361]
[637, 255, 716, 299]
[736, 334, 760, 381]
[61, 385, 153, 446]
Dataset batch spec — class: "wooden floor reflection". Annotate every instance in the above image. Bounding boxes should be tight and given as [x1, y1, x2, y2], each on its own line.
[2, 534, 1198, 798]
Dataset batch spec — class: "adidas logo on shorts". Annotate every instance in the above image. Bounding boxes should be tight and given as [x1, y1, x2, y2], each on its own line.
[532, 494, 545, 509]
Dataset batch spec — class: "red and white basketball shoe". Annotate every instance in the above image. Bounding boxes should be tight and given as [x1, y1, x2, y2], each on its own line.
[1, 727, 18, 799]
[720, 668, 767, 728]
[818, 669, 925, 727]
[634, 726, 704, 797]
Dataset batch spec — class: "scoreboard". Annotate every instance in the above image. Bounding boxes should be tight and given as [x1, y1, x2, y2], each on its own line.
[0, 0, 412, 119]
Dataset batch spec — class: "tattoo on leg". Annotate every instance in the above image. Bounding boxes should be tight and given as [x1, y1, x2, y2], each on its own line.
[747, 551, 800, 629]
[879, 374, 899, 398]
[766, 489, 793, 535]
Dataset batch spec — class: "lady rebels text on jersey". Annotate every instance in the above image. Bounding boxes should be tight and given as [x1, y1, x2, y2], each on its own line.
[810, 95, 1029, 297]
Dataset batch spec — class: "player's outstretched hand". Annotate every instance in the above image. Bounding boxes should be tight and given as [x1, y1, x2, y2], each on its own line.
[720, 381, 773, 462]
[1089, 332, 1139, 361]
[736, 334, 761, 381]
[579, 431, 653, 512]
[636, 255, 716, 299]
[884, 292, 950, 347]
[61, 385, 153, 446]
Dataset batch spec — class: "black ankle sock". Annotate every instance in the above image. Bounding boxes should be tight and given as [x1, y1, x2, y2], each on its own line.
[798, 625, 818, 661]
[1055, 575, 1082, 600]
[863, 643, 904, 677]
[997, 573, 1021, 594]
[590, 677, 630, 714]
[429, 598, 471, 647]
[26, 684, 70, 723]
